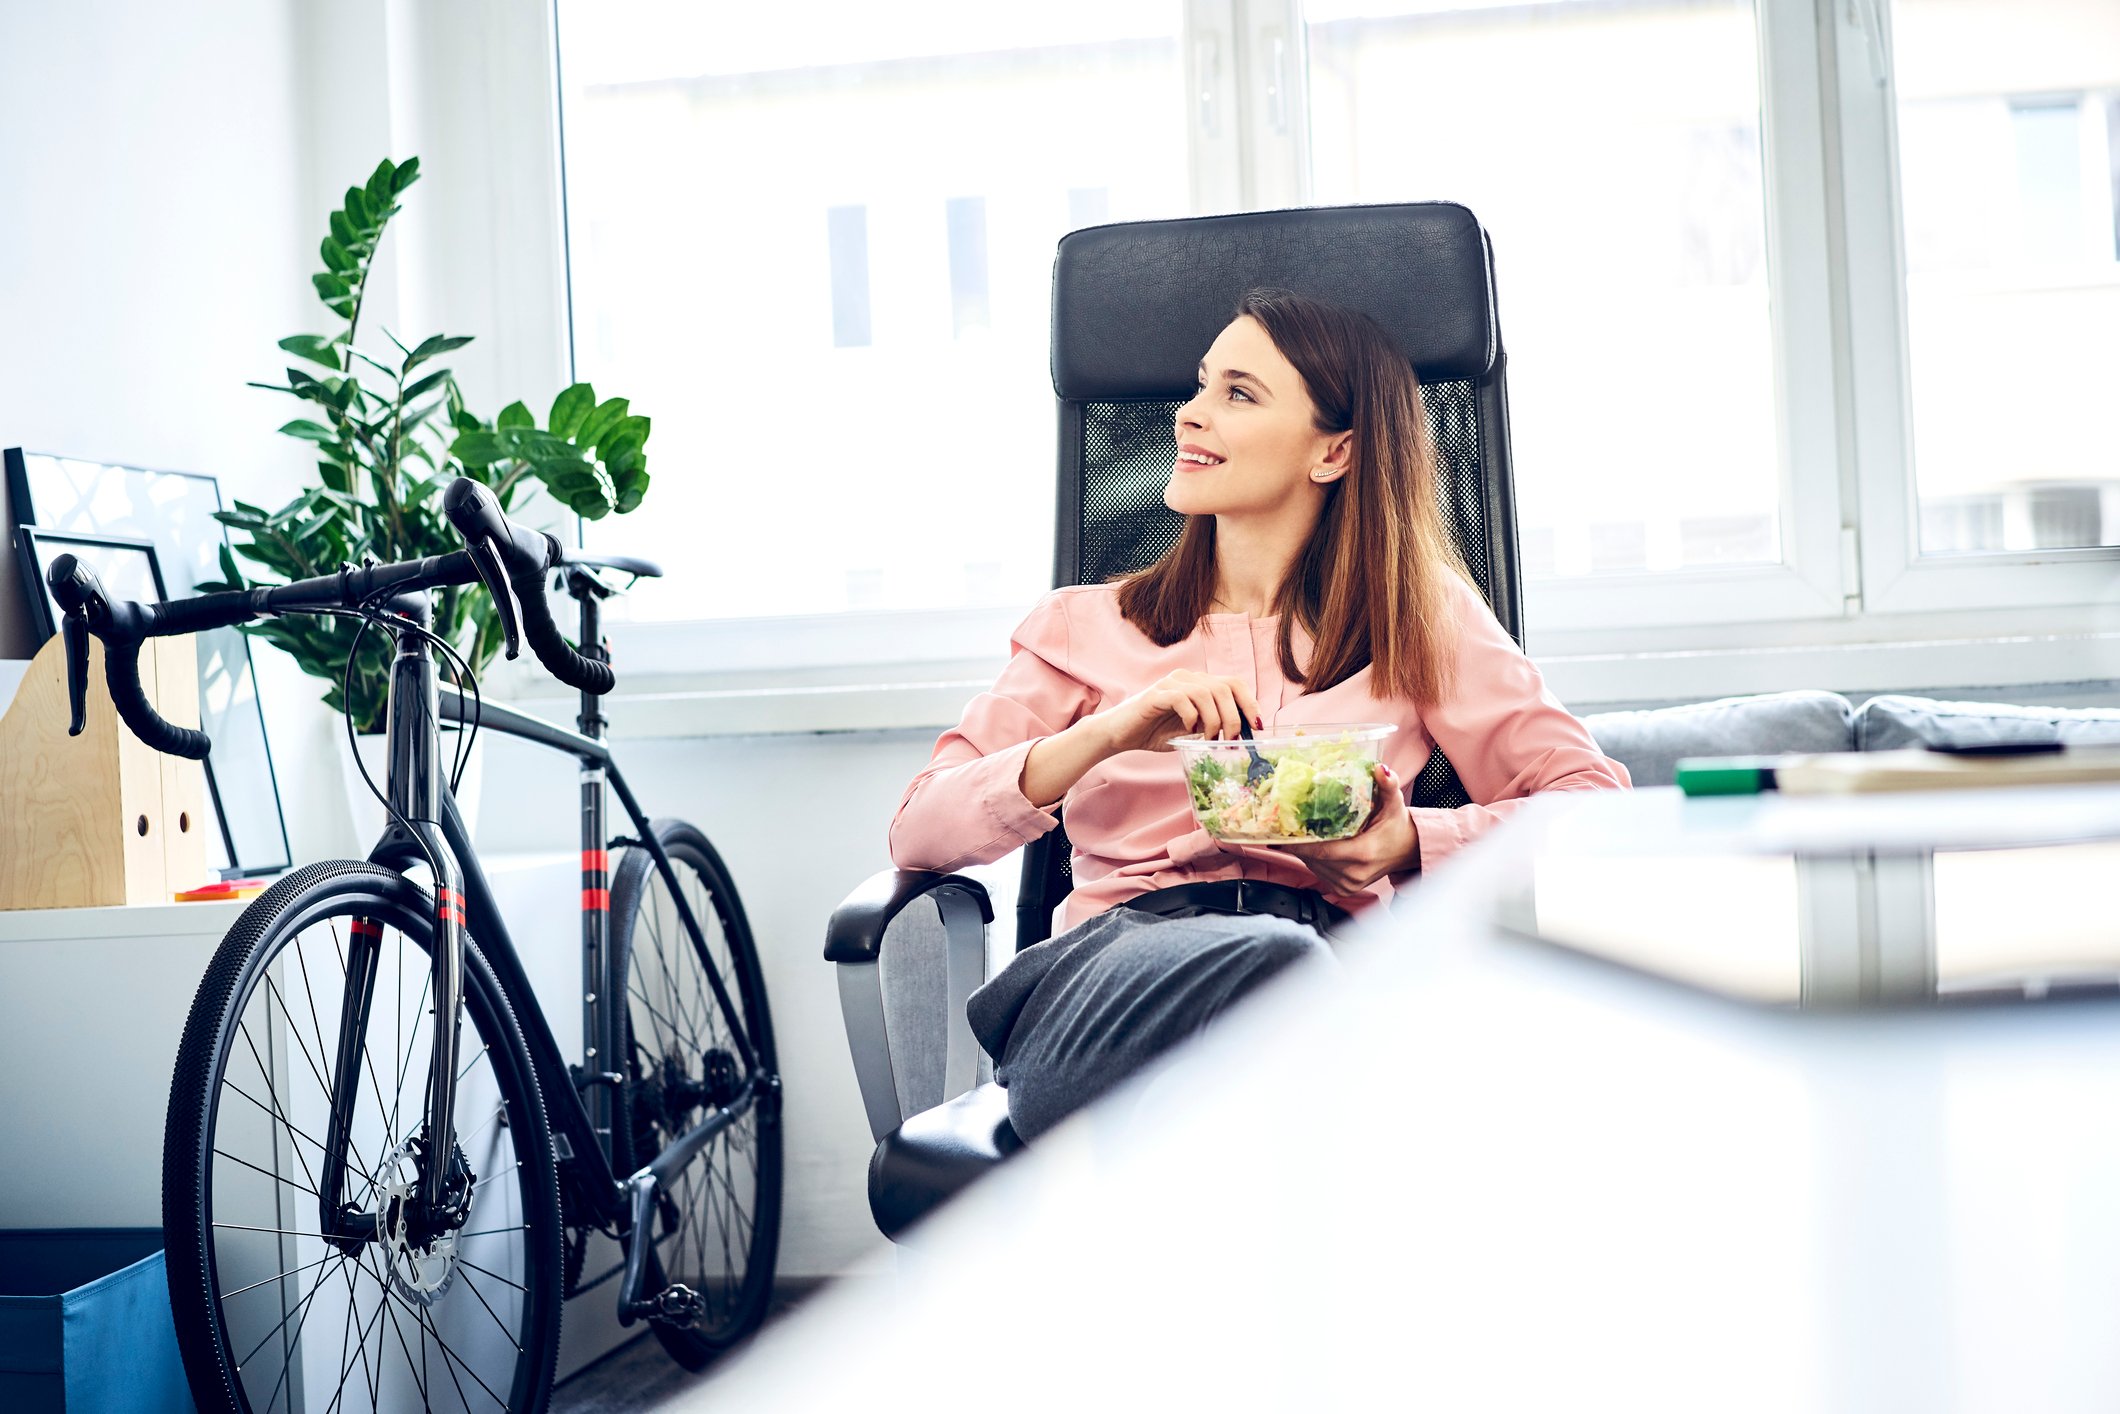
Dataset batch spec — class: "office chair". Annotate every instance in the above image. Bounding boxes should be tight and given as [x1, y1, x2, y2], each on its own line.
[824, 203, 1522, 1242]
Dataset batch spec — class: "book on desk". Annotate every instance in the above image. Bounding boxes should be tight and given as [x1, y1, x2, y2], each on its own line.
[1677, 743, 2120, 796]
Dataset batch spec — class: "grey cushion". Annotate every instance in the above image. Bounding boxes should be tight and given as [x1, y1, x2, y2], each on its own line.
[1854, 694, 2120, 751]
[1583, 690, 1856, 787]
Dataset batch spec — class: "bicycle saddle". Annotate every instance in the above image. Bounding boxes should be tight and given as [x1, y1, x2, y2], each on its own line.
[562, 547, 663, 578]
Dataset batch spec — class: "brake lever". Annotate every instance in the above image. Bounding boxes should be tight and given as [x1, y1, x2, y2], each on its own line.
[47, 553, 105, 736]
[467, 534, 524, 661]
[61, 611, 90, 735]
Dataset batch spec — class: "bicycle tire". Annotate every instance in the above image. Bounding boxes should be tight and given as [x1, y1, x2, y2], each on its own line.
[163, 861, 564, 1412]
[609, 819, 783, 1367]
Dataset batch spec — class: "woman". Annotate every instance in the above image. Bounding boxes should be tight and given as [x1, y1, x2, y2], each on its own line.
[891, 289, 1629, 1139]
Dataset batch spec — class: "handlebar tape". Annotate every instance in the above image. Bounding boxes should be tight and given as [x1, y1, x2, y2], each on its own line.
[103, 632, 211, 760]
[514, 542, 615, 695]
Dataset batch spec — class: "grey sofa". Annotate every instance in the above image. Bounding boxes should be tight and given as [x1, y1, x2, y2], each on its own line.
[1582, 690, 2120, 787]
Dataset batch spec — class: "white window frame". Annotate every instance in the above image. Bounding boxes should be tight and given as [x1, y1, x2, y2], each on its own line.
[1835, 0, 2120, 617]
[486, 0, 2120, 728]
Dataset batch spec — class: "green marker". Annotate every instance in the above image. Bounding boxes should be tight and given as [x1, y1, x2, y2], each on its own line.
[1675, 755, 1782, 796]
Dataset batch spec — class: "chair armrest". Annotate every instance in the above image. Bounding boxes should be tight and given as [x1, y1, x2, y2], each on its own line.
[824, 868, 994, 963]
[826, 868, 995, 1143]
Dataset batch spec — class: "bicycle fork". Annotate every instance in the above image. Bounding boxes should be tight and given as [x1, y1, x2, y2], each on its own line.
[320, 608, 471, 1246]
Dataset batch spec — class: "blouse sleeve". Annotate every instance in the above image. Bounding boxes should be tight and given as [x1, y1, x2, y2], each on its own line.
[888, 591, 1100, 874]
[1404, 576, 1631, 872]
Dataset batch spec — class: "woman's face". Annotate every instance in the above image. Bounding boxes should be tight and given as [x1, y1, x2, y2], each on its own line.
[1166, 314, 1350, 519]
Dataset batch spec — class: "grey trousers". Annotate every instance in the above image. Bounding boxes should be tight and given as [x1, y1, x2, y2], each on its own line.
[965, 903, 1334, 1141]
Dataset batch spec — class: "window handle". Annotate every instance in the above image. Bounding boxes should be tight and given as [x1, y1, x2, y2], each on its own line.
[1846, 0, 1888, 89]
[1195, 34, 1222, 137]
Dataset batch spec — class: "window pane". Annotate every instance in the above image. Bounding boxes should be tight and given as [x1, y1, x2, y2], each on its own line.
[556, 2, 1188, 621]
[1304, 0, 1779, 580]
[1892, 0, 2120, 556]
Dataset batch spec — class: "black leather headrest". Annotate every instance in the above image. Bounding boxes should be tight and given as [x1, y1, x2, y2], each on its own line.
[1051, 202, 1499, 400]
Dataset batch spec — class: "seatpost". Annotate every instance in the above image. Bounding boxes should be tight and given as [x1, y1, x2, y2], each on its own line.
[573, 577, 620, 1155]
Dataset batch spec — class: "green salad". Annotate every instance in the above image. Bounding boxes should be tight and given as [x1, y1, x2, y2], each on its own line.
[1185, 732, 1379, 842]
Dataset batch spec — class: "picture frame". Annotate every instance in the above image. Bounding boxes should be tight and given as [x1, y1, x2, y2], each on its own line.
[7, 449, 291, 876]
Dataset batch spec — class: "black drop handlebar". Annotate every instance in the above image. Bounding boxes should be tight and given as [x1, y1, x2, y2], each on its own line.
[47, 476, 616, 761]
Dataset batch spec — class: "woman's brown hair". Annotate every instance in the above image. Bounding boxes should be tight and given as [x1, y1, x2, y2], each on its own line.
[1114, 288, 1471, 706]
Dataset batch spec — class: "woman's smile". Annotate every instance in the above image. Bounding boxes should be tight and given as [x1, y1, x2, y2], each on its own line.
[1175, 442, 1226, 472]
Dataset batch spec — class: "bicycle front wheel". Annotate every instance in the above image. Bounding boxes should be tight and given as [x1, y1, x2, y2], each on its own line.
[163, 861, 563, 1413]
[610, 819, 782, 1368]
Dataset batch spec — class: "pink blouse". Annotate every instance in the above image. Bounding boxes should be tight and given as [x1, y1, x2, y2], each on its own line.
[889, 576, 1630, 932]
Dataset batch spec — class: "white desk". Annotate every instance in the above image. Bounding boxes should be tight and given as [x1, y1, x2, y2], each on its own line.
[701, 784, 2120, 1412]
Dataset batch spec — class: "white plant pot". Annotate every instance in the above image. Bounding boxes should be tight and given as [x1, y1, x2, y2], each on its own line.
[339, 729, 484, 851]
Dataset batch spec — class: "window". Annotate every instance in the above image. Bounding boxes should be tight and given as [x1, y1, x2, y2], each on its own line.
[827, 205, 872, 349]
[544, 0, 2120, 696]
[1846, 0, 2120, 614]
[1306, 0, 1782, 584]
[1891, 3, 2120, 558]
[555, 0, 1189, 628]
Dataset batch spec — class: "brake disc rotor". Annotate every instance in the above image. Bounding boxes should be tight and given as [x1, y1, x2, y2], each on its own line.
[377, 1137, 459, 1308]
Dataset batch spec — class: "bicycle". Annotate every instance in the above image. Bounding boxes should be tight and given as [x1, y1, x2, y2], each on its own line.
[50, 478, 782, 1412]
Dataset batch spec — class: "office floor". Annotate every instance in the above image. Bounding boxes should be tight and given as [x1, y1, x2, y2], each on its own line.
[552, 1284, 823, 1412]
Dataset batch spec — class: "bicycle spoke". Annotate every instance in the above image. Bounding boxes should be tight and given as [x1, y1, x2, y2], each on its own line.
[234, 1023, 327, 1196]
[455, 1256, 527, 1293]
[419, 1301, 481, 1413]
[422, 1304, 512, 1412]
[390, 932, 433, 1151]
[214, 1147, 320, 1198]
[221, 1251, 340, 1302]
[452, 1259, 527, 1351]
[235, 1249, 340, 1371]
[468, 1162, 520, 1197]
[215, 1221, 337, 1240]
[373, 1281, 431, 1411]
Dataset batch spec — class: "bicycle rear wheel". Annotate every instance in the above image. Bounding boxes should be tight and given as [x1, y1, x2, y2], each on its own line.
[610, 819, 782, 1368]
[163, 862, 563, 1413]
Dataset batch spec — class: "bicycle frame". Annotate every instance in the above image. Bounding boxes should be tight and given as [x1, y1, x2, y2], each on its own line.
[330, 578, 769, 1293]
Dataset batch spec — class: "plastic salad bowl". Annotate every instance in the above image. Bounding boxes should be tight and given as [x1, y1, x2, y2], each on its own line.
[1174, 723, 1396, 844]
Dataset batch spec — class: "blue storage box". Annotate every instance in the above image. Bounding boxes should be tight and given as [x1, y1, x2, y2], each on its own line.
[0, 1229, 195, 1412]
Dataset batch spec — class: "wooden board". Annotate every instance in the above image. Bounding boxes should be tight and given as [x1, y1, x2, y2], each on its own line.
[0, 632, 209, 908]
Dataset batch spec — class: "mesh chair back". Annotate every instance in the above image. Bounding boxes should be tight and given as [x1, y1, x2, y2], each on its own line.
[1017, 204, 1521, 948]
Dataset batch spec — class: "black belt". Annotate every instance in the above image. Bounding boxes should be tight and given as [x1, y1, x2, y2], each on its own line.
[1121, 880, 1350, 933]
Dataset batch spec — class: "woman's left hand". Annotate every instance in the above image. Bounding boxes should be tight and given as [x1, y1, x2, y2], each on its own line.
[1279, 763, 1419, 897]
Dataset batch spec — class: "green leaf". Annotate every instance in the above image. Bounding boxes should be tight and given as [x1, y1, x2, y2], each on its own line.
[329, 209, 358, 249]
[451, 430, 507, 469]
[401, 369, 449, 404]
[366, 158, 397, 206]
[320, 237, 356, 274]
[575, 396, 629, 449]
[496, 400, 534, 431]
[212, 507, 268, 530]
[400, 400, 444, 436]
[326, 298, 357, 321]
[318, 458, 354, 494]
[348, 346, 399, 378]
[403, 333, 473, 371]
[549, 383, 595, 440]
[613, 468, 650, 514]
[278, 419, 338, 444]
[278, 334, 342, 370]
[343, 185, 372, 229]
[312, 271, 351, 301]
[601, 414, 651, 455]
[392, 155, 421, 191]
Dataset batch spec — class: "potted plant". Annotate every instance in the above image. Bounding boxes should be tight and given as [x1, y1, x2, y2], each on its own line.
[205, 156, 652, 836]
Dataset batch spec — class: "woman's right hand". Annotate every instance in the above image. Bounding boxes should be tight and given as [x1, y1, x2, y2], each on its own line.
[1087, 671, 1265, 756]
